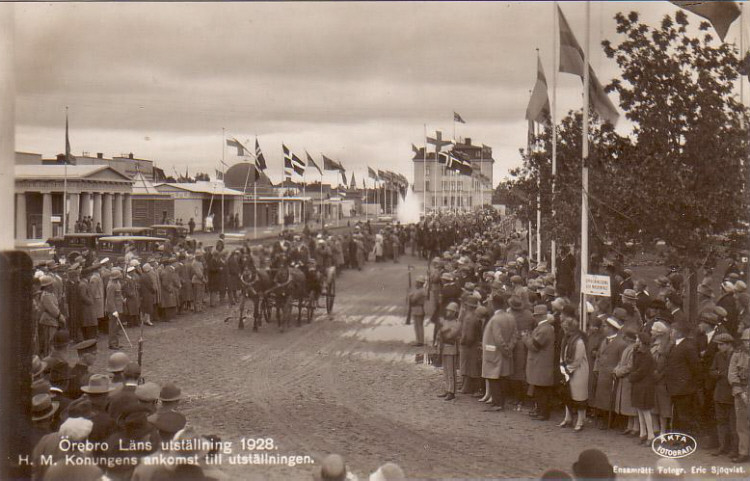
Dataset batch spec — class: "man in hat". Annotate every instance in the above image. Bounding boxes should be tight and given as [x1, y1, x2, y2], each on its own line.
[524, 305, 556, 421]
[108, 361, 141, 420]
[65, 263, 84, 343]
[105, 268, 124, 350]
[459, 294, 483, 395]
[159, 258, 180, 321]
[508, 295, 534, 409]
[139, 263, 156, 325]
[105, 399, 159, 480]
[437, 302, 461, 401]
[147, 409, 186, 444]
[30, 393, 60, 449]
[728, 328, 750, 463]
[571, 448, 614, 480]
[634, 280, 652, 321]
[68, 339, 96, 400]
[407, 276, 427, 346]
[711, 332, 737, 457]
[135, 381, 161, 414]
[592, 317, 628, 429]
[89, 261, 106, 333]
[44, 330, 71, 365]
[158, 382, 182, 413]
[717, 281, 740, 337]
[666, 292, 687, 326]
[79, 374, 117, 447]
[38, 275, 65, 358]
[666, 322, 701, 438]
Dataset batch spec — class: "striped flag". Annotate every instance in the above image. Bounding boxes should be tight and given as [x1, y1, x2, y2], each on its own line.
[255, 138, 267, 171]
[558, 5, 619, 125]
[226, 138, 247, 157]
[282, 144, 295, 179]
[306, 152, 322, 176]
[453, 112, 466, 124]
[368, 166, 379, 181]
[671, 1, 740, 42]
[525, 55, 551, 125]
[341, 170, 347, 186]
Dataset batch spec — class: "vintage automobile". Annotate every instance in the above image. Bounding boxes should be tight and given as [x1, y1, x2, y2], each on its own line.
[112, 226, 154, 236]
[96, 236, 169, 259]
[46, 233, 106, 257]
[15, 240, 54, 266]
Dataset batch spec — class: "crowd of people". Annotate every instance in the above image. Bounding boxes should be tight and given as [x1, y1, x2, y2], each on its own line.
[407, 210, 750, 464]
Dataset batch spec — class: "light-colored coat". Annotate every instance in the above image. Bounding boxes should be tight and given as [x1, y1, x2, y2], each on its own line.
[614, 342, 637, 416]
[482, 312, 517, 379]
[562, 336, 589, 402]
[524, 320, 555, 387]
[159, 266, 180, 308]
[90, 272, 105, 319]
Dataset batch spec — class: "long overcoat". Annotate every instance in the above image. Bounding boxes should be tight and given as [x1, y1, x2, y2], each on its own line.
[482, 312, 517, 379]
[592, 334, 628, 411]
[525, 320, 555, 387]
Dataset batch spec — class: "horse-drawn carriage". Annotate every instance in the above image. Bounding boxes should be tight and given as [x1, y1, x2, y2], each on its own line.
[227, 261, 336, 332]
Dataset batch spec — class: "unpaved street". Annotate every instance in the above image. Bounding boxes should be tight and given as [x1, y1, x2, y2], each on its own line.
[98, 256, 738, 480]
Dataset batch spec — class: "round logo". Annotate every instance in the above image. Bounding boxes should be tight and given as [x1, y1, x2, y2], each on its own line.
[651, 432, 697, 459]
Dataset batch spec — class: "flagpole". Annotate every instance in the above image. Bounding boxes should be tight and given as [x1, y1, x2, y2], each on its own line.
[580, 1, 591, 331]
[320, 170, 323, 226]
[221, 127, 225, 234]
[423, 124, 427, 216]
[63, 107, 69, 235]
[535, 121, 542, 264]
[551, 1, 559, 277]
[253, 180, 257, 240]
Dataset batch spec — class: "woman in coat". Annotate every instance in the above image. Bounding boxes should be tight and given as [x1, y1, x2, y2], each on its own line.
[630, 332, 656, 444]
[482, 311, 517, 411]
[122, 268, 140, 326]
[179, 255, 195, 311]
[139, 264, 156, 325]
[458, 299, 483, 395]
[560, 317, 589, 431]
[650, 320, 673, 436]
[613, 328, 638, 435]
[592, 319, 628, 428]
[159, 260, 179, 320]
[79, 271, 98, 340]
[373, 233, 384, 262]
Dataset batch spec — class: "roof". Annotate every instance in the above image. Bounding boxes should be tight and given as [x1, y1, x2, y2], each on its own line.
[154, 182, 244, 196]
[14, 164, 133, 181]
[98, 236, 168, 242]
[131, 171, 167, 195]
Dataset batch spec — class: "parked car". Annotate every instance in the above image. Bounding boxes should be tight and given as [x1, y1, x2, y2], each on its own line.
[96, 236, 169, 259]
[15, 240, 54, 266]
[112, 226, 154, 236]
[46, 233, 105, 257]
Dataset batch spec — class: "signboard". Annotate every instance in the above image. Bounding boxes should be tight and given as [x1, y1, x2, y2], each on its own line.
[50, 215, 61, 223]
[583, 274, 611, 297]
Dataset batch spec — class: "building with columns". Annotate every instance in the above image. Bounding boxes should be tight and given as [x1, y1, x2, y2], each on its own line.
[15, 165, 134, 241]
[412, 137, 495, 212]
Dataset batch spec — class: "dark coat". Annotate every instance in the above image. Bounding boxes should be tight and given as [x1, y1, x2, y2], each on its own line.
[593, 334, 628, 411]
[79, 279, 98, 328]
[227, 255, 242, 291]
[629, 347, 656, 410]
[510, 307, 535, 381]
[459, 310, 482, 378]
[665, 338, 701, 396]
[524, 320, 556, 387]
[139, 271, 157, 315]
[710, 348, 734, 404]
[66, 278, 83, 324]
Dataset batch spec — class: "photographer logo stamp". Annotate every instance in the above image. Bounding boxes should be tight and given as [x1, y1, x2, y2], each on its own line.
[651, 432, 697, 459]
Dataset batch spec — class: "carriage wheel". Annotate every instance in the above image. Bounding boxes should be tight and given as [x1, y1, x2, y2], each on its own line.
[326, 278, 336, 314]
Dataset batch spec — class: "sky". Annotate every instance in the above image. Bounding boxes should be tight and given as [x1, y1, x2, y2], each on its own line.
[13, 1, 746, 187]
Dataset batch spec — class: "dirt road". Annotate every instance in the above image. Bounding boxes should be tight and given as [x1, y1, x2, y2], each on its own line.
[101, 256, 740, 480]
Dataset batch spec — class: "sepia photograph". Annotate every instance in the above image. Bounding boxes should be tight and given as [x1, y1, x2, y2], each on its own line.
[0, 1, 749, 480]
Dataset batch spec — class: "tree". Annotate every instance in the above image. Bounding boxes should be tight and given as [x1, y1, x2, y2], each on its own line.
[603, 10, 749, 320]
[194, 172, 210, 182]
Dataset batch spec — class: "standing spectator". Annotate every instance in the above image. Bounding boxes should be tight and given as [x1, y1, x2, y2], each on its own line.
[482, 311, 516, 411]
[728, 328, 750, 463]
[38, 275, 64, 358]
[510, 296, 534, 410]
[192, 253, 207, 313]
[139, 264, 156, 326]
[188, 217, 195, 235]
[560, 316, 589, 431]
[665, 322, 701, 438]
[437, 302, 461, 401]
[105, 268, 124, 350]
[711, 333, 737, 457]
[650, 320, 673, 436]
[592, 317, 627, 429]
[458, 295, 482, 395]
[613, 328, 638, 435]
[408, 276, 426, 346]
[524, 305, 556, 421]
[630, 332, 657, 444]
[65, 264, 83, 343]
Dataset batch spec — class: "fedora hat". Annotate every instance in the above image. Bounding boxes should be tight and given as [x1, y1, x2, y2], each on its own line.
[52, 330, 70, 348]
[532, 304, 548, 317]
[31, 355, 47, 378]
[135, 382, 161, 403]
[81, 374, 116, 394]
[735, 281, 747, 293]
[621, 289, 638, 301]
[606, 317, 623, 331]
[31, 393, 59, 422]
[39, 275, 54, 288]
[508, 296, 524, 310]
[32, 378, 51, 396]
[159, 382, 182, 402]
[714, 333, 734, 344]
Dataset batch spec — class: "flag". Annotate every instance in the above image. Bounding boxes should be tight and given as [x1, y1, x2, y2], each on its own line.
[557, 6, 619, 125]
[453, 112, 466, 124]
[368, 166, 379, 180]
[525, 56, 551, 125]
[411, 143, 422, 156]
[255, 138, 267, 171]
[350, 173, 356, 189]
[226, 138, 247, 157]
[306, 151, 322, 176]
[670, 1, 740, 42]
[64, 112, 75, 165]
[323, 155, 344, 171]
[282, 144, 294, 180]
[341, 170, 347, 186]
[215, 169, 224, 181]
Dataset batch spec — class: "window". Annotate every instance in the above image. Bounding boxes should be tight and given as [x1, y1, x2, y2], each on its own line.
[425, 180, 430, 192]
